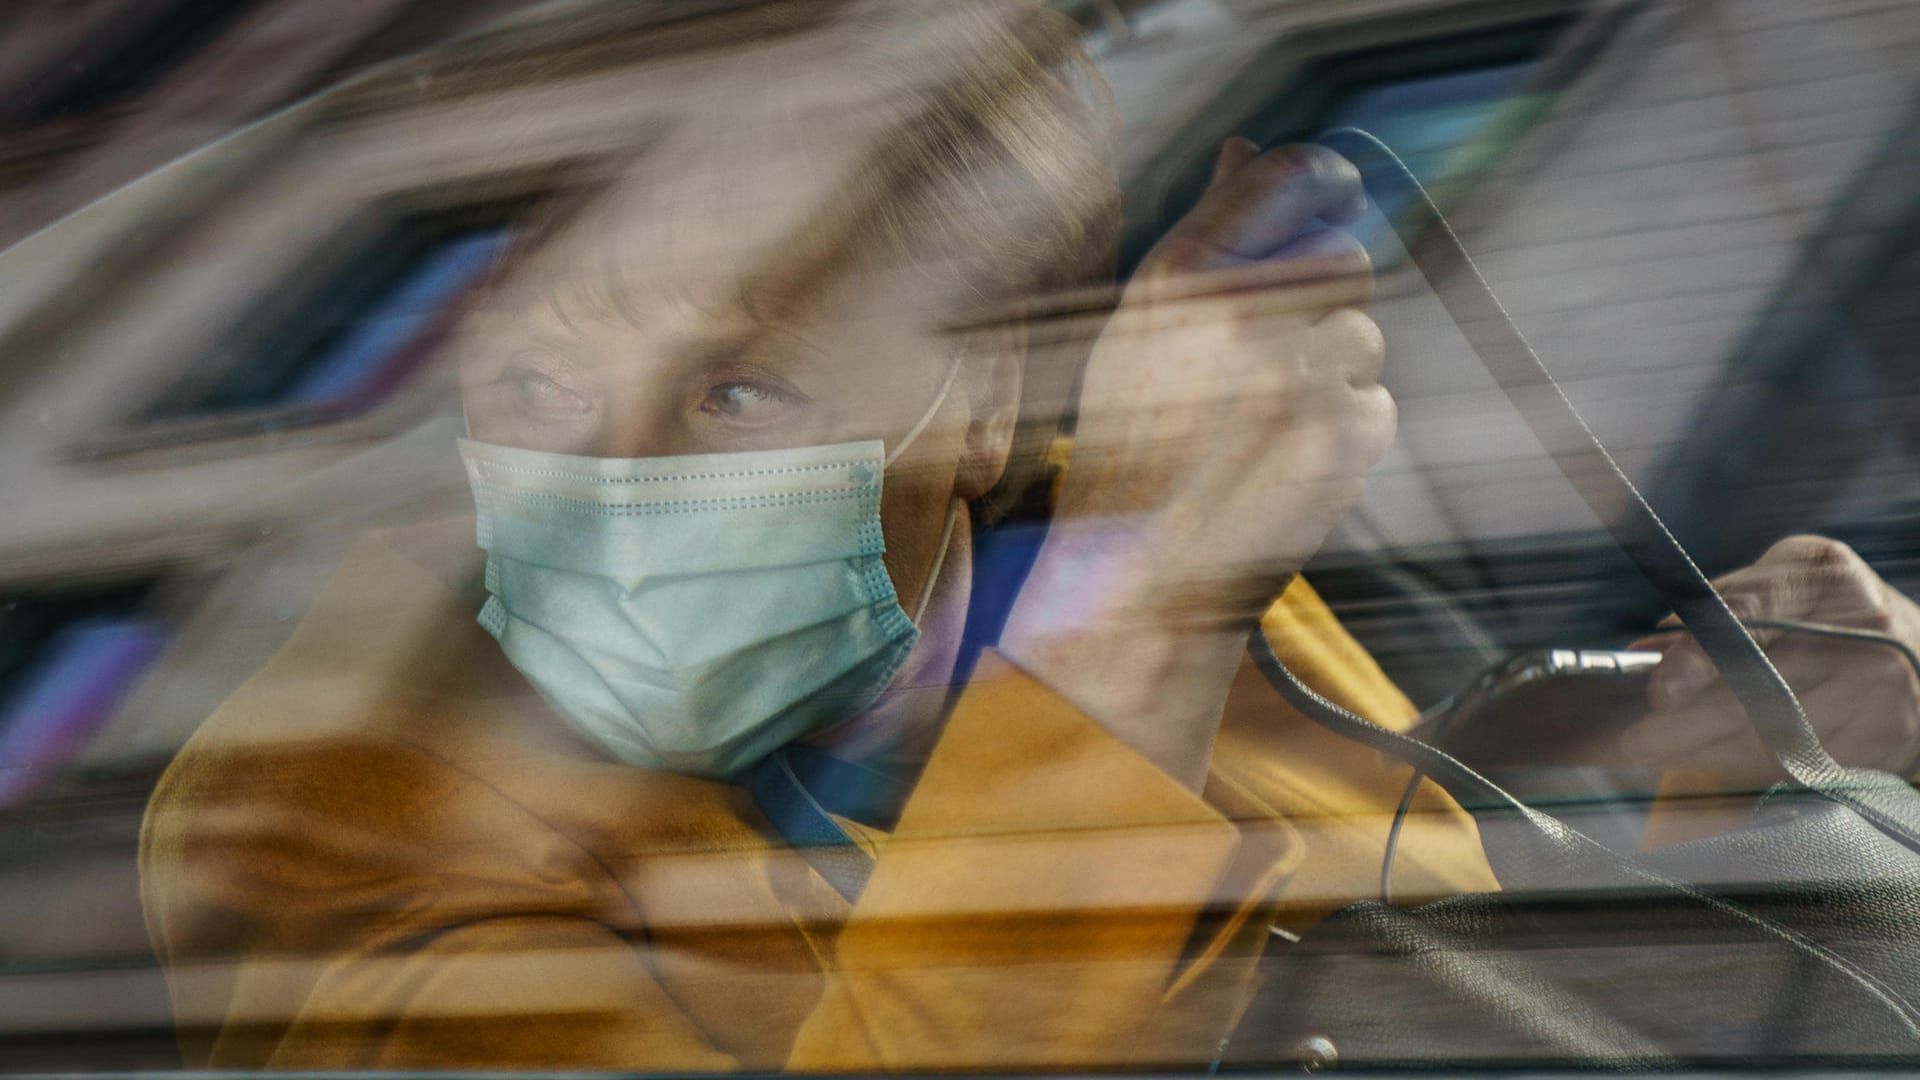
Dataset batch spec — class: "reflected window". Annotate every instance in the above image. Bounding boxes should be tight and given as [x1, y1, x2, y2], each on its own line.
[144, 221, 512, 423]
[1322, 62, 1538, 177]
[102, 200, 524, 453]
[1313, 58, 1547, 250]
[5, 0, 269, 128]
[0, 580, 169, 808]
[1122, 12, 1581, 274]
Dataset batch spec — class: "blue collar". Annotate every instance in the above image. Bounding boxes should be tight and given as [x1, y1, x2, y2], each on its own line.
[742, 519, 1050, 901]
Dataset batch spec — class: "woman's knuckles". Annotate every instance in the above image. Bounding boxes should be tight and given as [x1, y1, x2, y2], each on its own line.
[1770, 533, 1859, 573]
[1355, 385, 1399, 462]
[1315, 307, 1387, 385]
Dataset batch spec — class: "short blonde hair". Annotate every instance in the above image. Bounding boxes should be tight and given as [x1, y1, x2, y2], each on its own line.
[482, 0, 1121, 519]
[797, 0, 1121, 521]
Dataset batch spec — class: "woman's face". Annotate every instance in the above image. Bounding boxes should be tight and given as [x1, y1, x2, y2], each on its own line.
[458, 133, 1022, 612]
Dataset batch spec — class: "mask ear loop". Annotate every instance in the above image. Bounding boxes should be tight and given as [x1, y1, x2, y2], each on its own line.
[879, 356, 966, 626]
[883, 358, 964, 470]
[910, 497, 964, 625]
[883, 355, 967, 622]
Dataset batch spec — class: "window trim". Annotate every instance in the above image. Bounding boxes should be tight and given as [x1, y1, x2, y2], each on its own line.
[65, 158, 609, 465]
[0, 534, 243, 804]
[1116, 0, 1606, 278]
[1, 0, 270, 130]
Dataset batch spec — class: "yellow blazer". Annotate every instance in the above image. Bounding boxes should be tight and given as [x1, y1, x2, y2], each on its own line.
[140, 523, 1496, 1070]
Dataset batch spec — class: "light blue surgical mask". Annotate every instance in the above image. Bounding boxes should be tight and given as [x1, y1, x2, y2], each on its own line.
[458, 364, 961, 778]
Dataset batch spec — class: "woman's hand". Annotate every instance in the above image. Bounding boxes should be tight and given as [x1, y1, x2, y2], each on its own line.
[998, 140, 1394, 788]
[1622, 535, 1920, 782]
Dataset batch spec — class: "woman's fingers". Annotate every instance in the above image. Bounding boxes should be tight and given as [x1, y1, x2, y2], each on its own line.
[1657, 535, 1888, 632]
[1619, 678, 1814, 781]
[1149, 143, 1367, 274]
[1641, 536, 1895, 709]
[1643, 581, 1795, 707]
[1620, 681, 1743, 764]
[1046, 138, 1388, 632]
[1122, 222, 1373, 315]
[1621, 637, 1918, 774]
[1313, 305, 1387, 387]
[1643, 637, 1719, 711]
[1210, 135, 1259, 186]
[1638, 723, 1778, 784]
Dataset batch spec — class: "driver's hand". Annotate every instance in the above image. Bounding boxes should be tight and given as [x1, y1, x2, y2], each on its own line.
[999, 139, 1392, 788]
[1621, 535, 1920, 782]
[1053, 138, 1393, 626]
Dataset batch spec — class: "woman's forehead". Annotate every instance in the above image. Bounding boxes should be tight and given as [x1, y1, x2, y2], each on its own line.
[482, 262, 957, 372]
[475, 203, 961, 376]
[500, 129, 975, 335]
[524, 96, 836, 279]
[480, 2, 1074, 346]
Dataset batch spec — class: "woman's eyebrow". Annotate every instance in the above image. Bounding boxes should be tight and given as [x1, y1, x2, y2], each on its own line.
[506, 327, 593, 374]
[684, 283, 833, 374]
[675, 320, 829, 378]
[504, 262, 832, 377]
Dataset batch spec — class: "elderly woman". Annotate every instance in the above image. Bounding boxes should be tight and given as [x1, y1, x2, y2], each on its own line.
[139, 0, 1920, 1071]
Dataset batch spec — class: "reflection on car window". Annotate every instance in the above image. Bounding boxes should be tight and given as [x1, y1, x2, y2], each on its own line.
[0, 581, 168, 808]
[1318, 59, 1541, 247]
[4, 0, 270, 128]
[1118, 12, 1576, 274]
[144, 220, 513, 425]
[2, 0, 1920, 1073]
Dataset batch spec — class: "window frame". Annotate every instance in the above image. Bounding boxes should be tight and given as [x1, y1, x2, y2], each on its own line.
[0, 538, 240, 805]
[0, 0, 270, 131]
[1116, 0, 1600, 278]
[65, 158, 605, 464]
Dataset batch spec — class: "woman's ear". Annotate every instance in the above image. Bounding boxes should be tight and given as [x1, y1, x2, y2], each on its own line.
[954, 323, 1026, 502]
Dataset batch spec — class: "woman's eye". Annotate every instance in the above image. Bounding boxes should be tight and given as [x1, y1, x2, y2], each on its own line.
[507, 367, 593, 418]
[701, 381, 798, 422]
